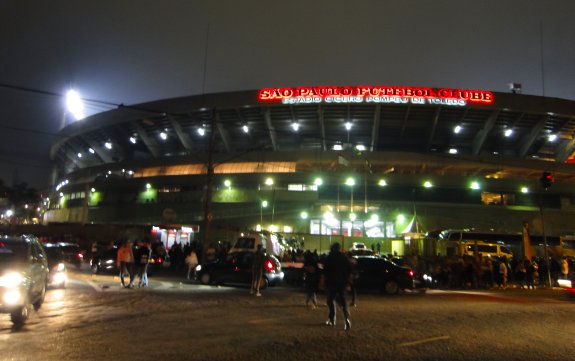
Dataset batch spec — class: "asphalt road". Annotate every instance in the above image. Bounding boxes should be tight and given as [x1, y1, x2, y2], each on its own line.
[1, 268, 573, 361]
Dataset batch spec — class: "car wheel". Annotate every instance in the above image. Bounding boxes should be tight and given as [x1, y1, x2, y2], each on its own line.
[91, 263, 100, 274]
[260, 277, 269, 290]
[11, 303, 31, 325]
[33, 283, 47, 310]
[200, 273, 211, 285]
[383, 280, 399, 295]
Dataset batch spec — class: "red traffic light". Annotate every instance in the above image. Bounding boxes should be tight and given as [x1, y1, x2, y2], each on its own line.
[540, 171, 553, 189]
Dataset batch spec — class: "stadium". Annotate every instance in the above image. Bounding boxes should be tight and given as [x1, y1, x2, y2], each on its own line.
[44, 85, 575, 254]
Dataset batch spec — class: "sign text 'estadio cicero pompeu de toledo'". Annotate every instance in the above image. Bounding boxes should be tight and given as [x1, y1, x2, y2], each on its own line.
[258, 86, 494, 106]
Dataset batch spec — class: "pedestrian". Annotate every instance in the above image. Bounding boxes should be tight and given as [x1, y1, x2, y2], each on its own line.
[186, 249, 199, 280]
[525, 259, 535, 289]
[498, 257, 508, 290]
[135, 239, 152, 287]
[348, 253, 358, 307]
[323, 242, 352, 331]
[303, 250, 319, 309]
[561, 257, 569, 279]
[117, 239, 135, 288]
[250, 244, 265, 296]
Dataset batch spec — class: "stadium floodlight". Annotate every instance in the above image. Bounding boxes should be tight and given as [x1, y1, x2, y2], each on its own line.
[65, 89, 85, 120]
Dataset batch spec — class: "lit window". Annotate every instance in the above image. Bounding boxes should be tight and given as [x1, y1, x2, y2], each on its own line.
[333, 144, 343, 150]
[356, 144, 366, 151]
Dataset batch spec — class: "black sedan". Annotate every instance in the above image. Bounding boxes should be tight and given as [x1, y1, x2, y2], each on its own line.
[352, 256, 415, 294]
[90, 247, 164, 274]
[195, 251, 284, 289]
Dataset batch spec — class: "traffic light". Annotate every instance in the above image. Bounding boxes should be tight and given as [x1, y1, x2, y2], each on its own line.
[540, 171, 553, 190]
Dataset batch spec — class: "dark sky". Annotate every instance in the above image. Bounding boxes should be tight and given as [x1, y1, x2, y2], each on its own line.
[1, 0, 574, 191]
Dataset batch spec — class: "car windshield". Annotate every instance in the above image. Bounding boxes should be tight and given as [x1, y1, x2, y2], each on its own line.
[0, 240, 28, 263]
[44, 247, 66, 261]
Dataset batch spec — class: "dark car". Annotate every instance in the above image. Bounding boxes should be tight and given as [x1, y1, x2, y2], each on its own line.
[0, 234, 49, 325]
[43, 244, 68, 288]
[90, 246, 164, 274]
[195, 251, 284, 289]
[44, 242, 84, 269]
[353, 256, 415, 294]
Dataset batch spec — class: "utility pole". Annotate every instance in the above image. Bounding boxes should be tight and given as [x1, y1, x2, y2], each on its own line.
[202, 111, 217, 251]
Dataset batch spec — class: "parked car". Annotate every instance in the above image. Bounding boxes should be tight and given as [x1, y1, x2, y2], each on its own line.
[90, 246, 164, 274]
[195, 251, 284, 289]
[44, 242, 84, 269]
[0, 234, 49, 325]
[352, 256, 415, 294]
[43, 244, 68, 288]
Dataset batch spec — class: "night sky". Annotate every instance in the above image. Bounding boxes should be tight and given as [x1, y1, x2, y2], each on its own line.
[1, 0, 574, 191]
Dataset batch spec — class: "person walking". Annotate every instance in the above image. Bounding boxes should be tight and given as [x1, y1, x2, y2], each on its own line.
[185, 249, 199, 280]
[303, 250, 319, 309]
[135, 239, 152, 287]
[561, 257, 569, 279]
[117, 239, 135, 288]
[250, 244, 265, 296]
[323, 242, 352, 331]
[498, 257, 508, 290]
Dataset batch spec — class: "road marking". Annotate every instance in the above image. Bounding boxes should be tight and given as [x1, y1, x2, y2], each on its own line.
[398, 335, 450, 347]
[85, 279, 104, 292]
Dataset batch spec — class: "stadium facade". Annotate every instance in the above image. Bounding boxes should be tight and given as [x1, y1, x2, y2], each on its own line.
[44, 86, 575, 253]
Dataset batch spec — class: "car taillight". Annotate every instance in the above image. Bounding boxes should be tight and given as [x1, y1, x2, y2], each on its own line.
[265, 260, 275, 272]
[77, 253, 84, 259]
[408, 270, 414, 277]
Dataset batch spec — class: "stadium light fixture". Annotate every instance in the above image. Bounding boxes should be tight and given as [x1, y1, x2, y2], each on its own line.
[453, 125, 462, 134]
[291, 121, 300, 131]
[65, 89, 85, 120]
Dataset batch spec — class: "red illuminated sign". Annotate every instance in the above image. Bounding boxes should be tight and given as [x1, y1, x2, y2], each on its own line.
[258, 86, 494, 106]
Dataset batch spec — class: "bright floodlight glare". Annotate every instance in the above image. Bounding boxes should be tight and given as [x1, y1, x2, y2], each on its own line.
[345, 177, 355, 186]
[159, 132, 167, 140]
[300, 211, 308, 219]
[423, 180, 433, 188]
[378, 179, 387, 186]
[356, 144, 366, 151]
[333, 144, 343, 150]
[453, 125, 462, 134]
[504, 128, 513, 137]
[129, 136, 137, 144]
[548, 134, 557, 142]
[88, 148, 95, 154]
[242, 124, 249, 133]
[291, 122, 300, 131]
[314, 177, 323, 186]
[261, 200, 268, 208]
[65, 89, 85, 120]
[77, 152, 82, 158]
[224, 179, 231, 188]
[448, 148, 458, 154]
[265, 178, 274, 186]
[104, 142, 112, 150]
[344, 121, 352, 131]
[198, 127, 206, 136]
[521, 186, 529, 193]
[349, 213, 357, 221]
[470, 181, 481, 190]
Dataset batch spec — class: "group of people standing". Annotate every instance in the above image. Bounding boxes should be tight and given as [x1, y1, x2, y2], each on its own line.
[116, 238, 152, 288]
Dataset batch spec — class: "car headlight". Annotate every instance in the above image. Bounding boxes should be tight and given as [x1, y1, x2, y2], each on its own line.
[195, 265, 202, 272]
[3, 289, 23, 305]
[0, 271, 24, 288]
[56, 263, 65, 272]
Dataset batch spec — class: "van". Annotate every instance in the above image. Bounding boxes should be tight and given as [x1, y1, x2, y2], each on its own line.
[462, 242, 513, 259]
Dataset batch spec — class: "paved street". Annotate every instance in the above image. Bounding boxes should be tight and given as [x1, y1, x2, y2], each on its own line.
[1, 269, 573, 361]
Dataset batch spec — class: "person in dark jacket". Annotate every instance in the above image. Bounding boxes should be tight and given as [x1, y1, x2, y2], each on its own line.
[303, 250, 320, 309]
[323, 242, 352, 331]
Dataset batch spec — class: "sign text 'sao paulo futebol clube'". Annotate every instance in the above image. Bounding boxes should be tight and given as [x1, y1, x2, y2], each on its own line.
[258, 86, 494, 106]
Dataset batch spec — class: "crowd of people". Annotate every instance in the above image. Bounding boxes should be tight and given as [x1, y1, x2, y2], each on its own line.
[423, 254, 572, 290]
